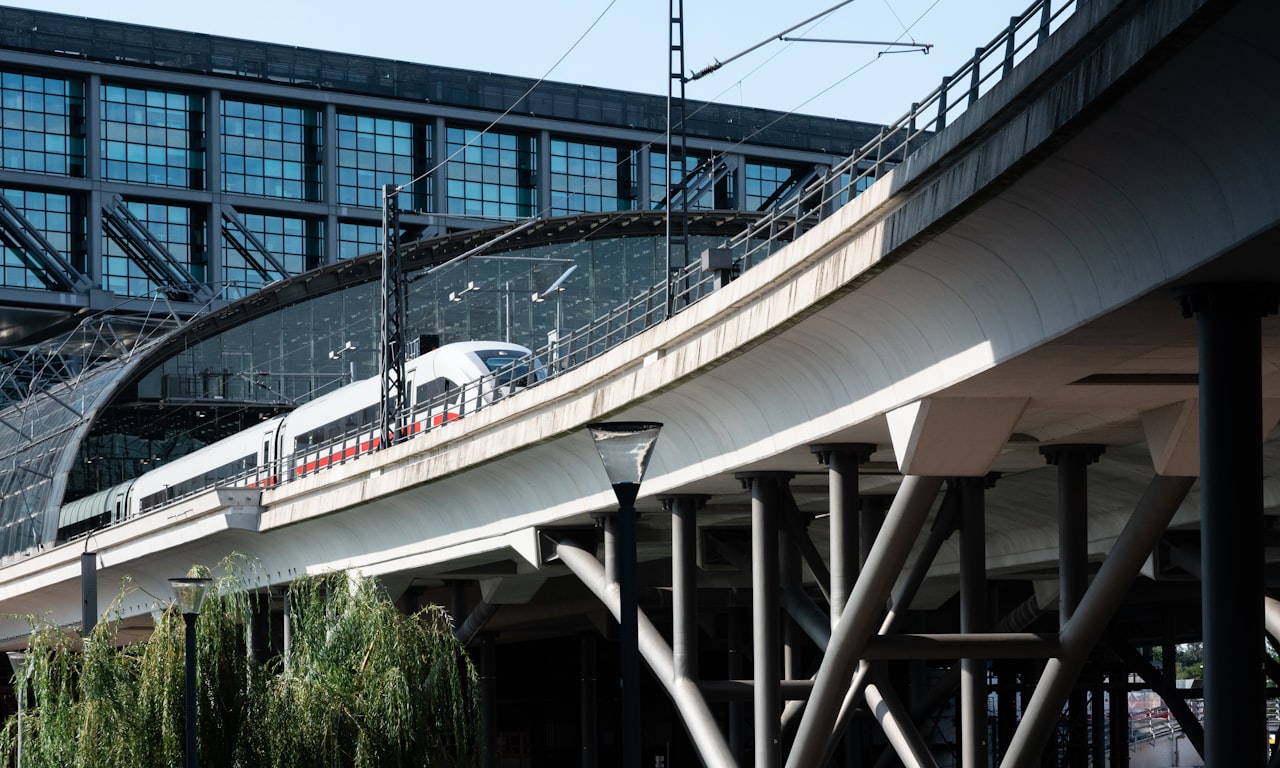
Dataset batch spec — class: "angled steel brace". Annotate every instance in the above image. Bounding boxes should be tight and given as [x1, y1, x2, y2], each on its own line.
[102, 194, 214, 303]
[0, 194, 91, 291]
[865, 663, 940, 768]
[1104, 635, 1205, 757]
[221, 205, 290, 282]
[786, 474, 944, 768]
[553, 534, 736, 768]
[998, 474, 1194, 767]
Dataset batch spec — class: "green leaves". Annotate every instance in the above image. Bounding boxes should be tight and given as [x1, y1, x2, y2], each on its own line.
[0, 563, 481, 768]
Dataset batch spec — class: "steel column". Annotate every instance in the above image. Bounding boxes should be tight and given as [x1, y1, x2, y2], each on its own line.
[581, 633, 598, 768]
[1181, 285, 1275, 767]
[786, 475, 944, 768]
[480, 635, 498, 768]
[661, 495, 708, 682]
[998, 474, 1194, 767]
[957, 476, 989, 768]
[811, 443, 876, 627]
[1041, 443, 1103, 768]
[1109, 668, 1129, 768]
[739, 472, 792, 768]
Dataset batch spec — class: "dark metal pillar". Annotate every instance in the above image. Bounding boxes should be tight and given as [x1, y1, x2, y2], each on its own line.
[1090, 671, 1105, 767]
[957, 477, 989, 768]
[661, 495, 709, 682]
[1180, 284, 1276, 767]
[481, 634, 498, 768]
[1110, 666, 1129, 768]
[81, 551, 97, 636]
[1040, 443, 1103, 768]
[581, 633, 598, 768]
[728, 606, 748, 761]
[811, 444, 876, 627]
[738, 472, 793, 768]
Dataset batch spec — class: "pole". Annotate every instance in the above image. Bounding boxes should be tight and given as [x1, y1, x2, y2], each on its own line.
[615, 482, 642, 768]
[183, 611, 198, 768]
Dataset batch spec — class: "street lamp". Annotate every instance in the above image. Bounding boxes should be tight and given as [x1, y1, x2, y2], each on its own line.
[170, 577, 212, 768]
[7, 651, 25, 768]
[587, 421, 663, 768]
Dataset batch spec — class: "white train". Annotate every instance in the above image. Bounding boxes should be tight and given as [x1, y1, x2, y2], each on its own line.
[59, 340, 542, 538]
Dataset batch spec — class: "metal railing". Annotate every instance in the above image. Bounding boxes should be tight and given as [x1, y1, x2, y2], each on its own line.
[125, 0, 1084, 516]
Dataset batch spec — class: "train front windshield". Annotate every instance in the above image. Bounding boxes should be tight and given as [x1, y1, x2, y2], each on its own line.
[476, 349, 540, 387]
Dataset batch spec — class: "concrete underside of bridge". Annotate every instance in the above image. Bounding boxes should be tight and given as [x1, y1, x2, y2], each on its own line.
[2, 0, 1279, 765]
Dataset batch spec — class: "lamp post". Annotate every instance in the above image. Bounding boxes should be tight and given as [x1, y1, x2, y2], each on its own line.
[587, 421, 663, 768]
[170, 577, 212, 768]
[6, 651, 24, 768]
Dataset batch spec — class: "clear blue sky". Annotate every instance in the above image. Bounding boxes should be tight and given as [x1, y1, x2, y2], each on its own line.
[16, 0, 1037, 124]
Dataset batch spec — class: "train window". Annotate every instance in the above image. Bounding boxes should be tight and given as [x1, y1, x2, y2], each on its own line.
[416, 377, 455, 405]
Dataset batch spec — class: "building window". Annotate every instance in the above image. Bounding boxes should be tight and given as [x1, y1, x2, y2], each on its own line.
[0, 188, 77, 289]
[223, 212, 322, 297]
[0, 71, 84, 176]
[222, 100, 322, 201]
[649, 151, 716, 210]
[337, 222, 382, 261]
[744, 161, 802, 211]
[445, 126, 535, 220]
[549, 138, 634, 215]
[336, 113, 422, 210]
[101, 200, 203, 298]
[100, 84, 204, 188]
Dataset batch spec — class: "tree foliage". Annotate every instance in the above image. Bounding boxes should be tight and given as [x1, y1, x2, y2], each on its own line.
[0, 561, 481, 768]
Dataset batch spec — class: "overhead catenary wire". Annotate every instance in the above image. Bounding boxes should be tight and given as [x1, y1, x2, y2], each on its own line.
[392, 0, 619, 199]
[687, 0, 861, 81]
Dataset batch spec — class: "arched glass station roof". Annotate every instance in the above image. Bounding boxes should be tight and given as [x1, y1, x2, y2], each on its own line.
[0, 210, 777, 560]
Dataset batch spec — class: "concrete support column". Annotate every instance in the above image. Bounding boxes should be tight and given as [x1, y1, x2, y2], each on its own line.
[957, 476, 989, 768]
[738, 472, 793, 768]
[1180, 284, 1277, 767]
[660, 494, 709, 682]
[1040, 443, 1103, 768]
[811, 443, 876, 628]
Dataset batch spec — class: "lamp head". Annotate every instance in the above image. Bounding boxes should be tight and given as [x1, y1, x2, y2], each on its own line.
[587, 422, 663, 492]
[169, 577, 213, 616]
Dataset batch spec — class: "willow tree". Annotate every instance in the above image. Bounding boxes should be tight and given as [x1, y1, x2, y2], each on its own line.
[0, 563, 481, 768]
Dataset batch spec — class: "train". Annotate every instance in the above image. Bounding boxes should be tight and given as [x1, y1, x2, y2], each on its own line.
[58, 340, 543, 539]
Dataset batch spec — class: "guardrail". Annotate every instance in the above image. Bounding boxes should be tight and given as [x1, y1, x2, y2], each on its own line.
[133, 0, 1084, 514]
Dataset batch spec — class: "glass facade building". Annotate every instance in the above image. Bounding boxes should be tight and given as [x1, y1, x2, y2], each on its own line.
[0, 5, 885, 559]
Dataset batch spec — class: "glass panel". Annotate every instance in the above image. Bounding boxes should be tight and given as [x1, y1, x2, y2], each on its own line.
[0, 69, 84, 177]
[445, 125, 535, 221]
[221, 99, 322, 201]
[100, 83, 203, 188]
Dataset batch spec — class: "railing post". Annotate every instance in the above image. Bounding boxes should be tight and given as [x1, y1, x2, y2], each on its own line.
[969, 47, 983, 107]
[1040, 0, 1052, 46]
[1004, 17, 1018, 79]
[938, 75, 951, 130]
